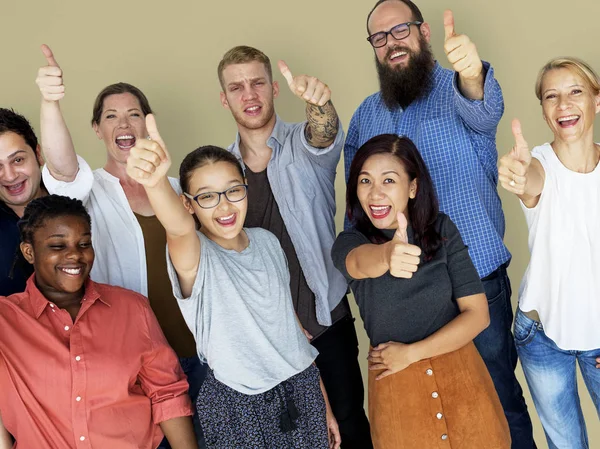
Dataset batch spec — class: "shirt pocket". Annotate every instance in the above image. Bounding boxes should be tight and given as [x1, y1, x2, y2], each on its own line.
[283, 161, 317, 212]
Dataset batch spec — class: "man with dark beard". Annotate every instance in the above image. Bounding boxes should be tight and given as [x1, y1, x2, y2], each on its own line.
[219, 46, 373, 449]
[344, 1, 536, 448]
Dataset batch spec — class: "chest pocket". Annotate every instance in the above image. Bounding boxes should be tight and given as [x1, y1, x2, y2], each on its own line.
[283, 160, 317, 212]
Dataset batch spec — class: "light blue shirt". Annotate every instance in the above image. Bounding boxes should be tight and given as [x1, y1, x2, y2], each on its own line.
[228, 116, 347, 326]
[344, 62, 511, 278]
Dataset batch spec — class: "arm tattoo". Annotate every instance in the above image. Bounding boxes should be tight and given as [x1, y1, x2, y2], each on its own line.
[304, 101, 339, 148]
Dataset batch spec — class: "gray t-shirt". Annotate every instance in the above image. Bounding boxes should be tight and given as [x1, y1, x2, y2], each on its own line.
[167, 227, 318, 395]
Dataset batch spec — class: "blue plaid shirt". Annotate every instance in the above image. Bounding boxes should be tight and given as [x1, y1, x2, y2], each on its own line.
[344, 61, 511, 278]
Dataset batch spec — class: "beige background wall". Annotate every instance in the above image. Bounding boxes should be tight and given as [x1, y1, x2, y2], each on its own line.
[3, 0, 599, 446]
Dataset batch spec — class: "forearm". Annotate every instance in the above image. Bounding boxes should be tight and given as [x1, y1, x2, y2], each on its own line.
[410, 297, 489, 362]
[145, 177, 196, 238]
[518, 159, 544, 208]
[318, 376, 333, 414]
[159, 416, 198, 449]
[457, 71, 484, 100]
[346, 243, 389, 279]
[40, 100, 78, 181]
[0, 413, 12, 449]
[304, 101, 339, 148]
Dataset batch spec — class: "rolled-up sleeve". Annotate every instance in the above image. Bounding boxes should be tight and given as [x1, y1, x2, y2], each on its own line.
[296, 121, 345, 170]
[138, 300, 193, 424]
[42, 154, 95, 203]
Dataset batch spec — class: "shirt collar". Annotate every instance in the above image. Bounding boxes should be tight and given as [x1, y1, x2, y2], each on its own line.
[231, 115, 286, 160]
[25, 275, 108, 319]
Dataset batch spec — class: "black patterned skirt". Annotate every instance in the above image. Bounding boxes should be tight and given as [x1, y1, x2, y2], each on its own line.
[197, 364, 329, 448]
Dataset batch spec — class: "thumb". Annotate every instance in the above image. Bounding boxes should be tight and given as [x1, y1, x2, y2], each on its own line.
[511, 118, 531, 162]
[277, 60, 295, 87]
[145, 114, 169, 162]
[41, 44, 60, 68]
[443, 10, 455, 41]
[394, 211, 408, 243]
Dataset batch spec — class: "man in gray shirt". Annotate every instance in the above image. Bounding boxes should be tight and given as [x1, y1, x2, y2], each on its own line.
[219, 46, 373, 448]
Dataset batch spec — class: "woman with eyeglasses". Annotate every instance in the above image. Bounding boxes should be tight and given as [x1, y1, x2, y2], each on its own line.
[332, 134, 510, 448]
[498, 57, 600, 449]
[124, 115, 341, 449]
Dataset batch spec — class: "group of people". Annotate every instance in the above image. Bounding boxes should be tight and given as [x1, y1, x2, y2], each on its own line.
[0, 0, 598, 448]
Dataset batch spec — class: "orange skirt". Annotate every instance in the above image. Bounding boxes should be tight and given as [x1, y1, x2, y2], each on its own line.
[368, 342, 511, 449]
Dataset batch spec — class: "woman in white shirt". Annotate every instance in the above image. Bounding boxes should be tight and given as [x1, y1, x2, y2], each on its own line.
[498, 56, 600, 449]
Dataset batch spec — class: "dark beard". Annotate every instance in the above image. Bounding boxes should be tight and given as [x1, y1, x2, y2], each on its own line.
[376, 36, 435, 110]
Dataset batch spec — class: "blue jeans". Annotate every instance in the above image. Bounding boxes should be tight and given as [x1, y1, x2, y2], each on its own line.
[474, 264, 536, 448]
[158, 355, 207, 449]
[514, 309, 600, 449]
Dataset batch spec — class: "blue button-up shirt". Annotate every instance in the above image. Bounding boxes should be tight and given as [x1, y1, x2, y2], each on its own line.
[344, 62, 510, 278]
[228, 117, 348, 326]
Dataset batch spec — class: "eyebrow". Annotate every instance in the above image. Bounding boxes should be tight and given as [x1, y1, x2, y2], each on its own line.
[46, 232, 92, 239]
[194, 179, 243, 194]
[227, 77, 266, 87]
[5, 150, 28, 159]
[358, 170, 400, 176]
[103, 108, 142, 114]
[543, 84, 585, 94]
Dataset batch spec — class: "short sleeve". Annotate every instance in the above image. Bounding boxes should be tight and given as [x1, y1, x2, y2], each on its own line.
[441, 215, 484, 300]
[42, 154, 94, 204]
[331, 229, 371, 281]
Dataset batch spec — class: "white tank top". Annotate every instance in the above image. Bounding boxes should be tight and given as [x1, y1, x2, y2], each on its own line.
[519, 143, 600, 350]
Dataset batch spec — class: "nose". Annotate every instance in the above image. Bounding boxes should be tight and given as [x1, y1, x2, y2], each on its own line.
[117, 115, 131, 128]
[65, 245, 84, 262]
[242, 85, 258, 101]
[369, 183, 385, 200]
[557, 94, 571, 110]
[1, 164, 18, 182]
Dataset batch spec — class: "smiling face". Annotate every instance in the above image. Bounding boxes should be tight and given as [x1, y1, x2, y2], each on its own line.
[541, 68, 600, 143]
[92, 93, 147, 166]
[21, 215, 94, 296]
[183, 160, 247, 249]
[0, 131, 44, 214]
[220, 61, 279, 132]
[357, 153, 417, 230]
[368, 0, 431, 69]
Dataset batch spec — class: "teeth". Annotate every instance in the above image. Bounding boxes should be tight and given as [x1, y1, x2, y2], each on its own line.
[391, 51, 407, 59]
[217, 214, 235, 222]
[61, 268, 82, 275]
[371, 206, 390, 211]
[557, 115, 579, 122]
[246, 106, 259, 112]
[116, 135, 134, 140]
[7, 182, 24, 191]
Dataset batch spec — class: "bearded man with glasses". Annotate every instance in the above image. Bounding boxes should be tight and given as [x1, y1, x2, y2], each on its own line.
[343, 1, 536, 448]
[218, 45, 373, 448]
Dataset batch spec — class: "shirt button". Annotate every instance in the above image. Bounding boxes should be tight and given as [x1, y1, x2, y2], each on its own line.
[76, 396, 81, 402]
[441, 434, 448, 440]
[80, 436, 86, 441]
[49, 304, 55, 308]
[432, 391, 439, 399]
[75, 356, 81, 361]
[426, 368, 433, 376]
[64, 326, 70, 331]
[436, 412, 443, 419]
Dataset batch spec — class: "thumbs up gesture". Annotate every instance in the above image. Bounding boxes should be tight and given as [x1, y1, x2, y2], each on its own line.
[499, 119, 532, 195]
[278, 60, 331, 106]
[36, 44, 65, 102]
[126, 114, 172, 188]
[443, 10, 483, 82]
[387, 212, 422, 278]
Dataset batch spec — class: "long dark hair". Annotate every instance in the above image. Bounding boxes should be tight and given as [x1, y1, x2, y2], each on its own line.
[346, 134, 441, 260]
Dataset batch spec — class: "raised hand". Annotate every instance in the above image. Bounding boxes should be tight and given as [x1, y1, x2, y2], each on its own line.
[499, 119, 532, 195]
[36, 44, 65, 102]
[387, 212, 421, 278]
[278, 60, 331, 106]
[443, 10, 483, 82]
[126, 114, 171, 187]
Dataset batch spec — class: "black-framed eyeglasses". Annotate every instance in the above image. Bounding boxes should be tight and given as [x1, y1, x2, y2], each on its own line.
[183, 184, 248, 209]
[367, 21, 422, 48]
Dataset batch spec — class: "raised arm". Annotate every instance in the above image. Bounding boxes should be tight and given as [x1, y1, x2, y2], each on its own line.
[36, 44, 78, 181]
[126, 115, 200, 297]
[278, 61, 339, 148]
[345, 213, 421, 279]
[498, 119, 545, 208]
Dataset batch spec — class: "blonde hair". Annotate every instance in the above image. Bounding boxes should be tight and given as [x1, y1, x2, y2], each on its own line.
[217, 46, 272, 89]
[535, 57, 600, 102]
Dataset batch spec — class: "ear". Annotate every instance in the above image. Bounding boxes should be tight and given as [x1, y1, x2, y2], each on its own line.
[20, 242, 35, 265]
[420, 22, 431, 43]
[220, 91, 229, 110]
[34, 144, 44, 167]
[595, 93, 600, 114]
[409, 178, 418, 199]
[272, 80, 280, 99]
[180, 194, 196, 216]
[92, 122, 102, 140]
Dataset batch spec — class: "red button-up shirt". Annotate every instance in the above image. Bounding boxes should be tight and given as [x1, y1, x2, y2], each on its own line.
[0, 276, 192, 449]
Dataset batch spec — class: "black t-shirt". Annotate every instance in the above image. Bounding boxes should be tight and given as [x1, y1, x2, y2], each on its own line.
[331, 213, 483, 346]
[244, 166, 349, 339]
[0, 202, 32, 296]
